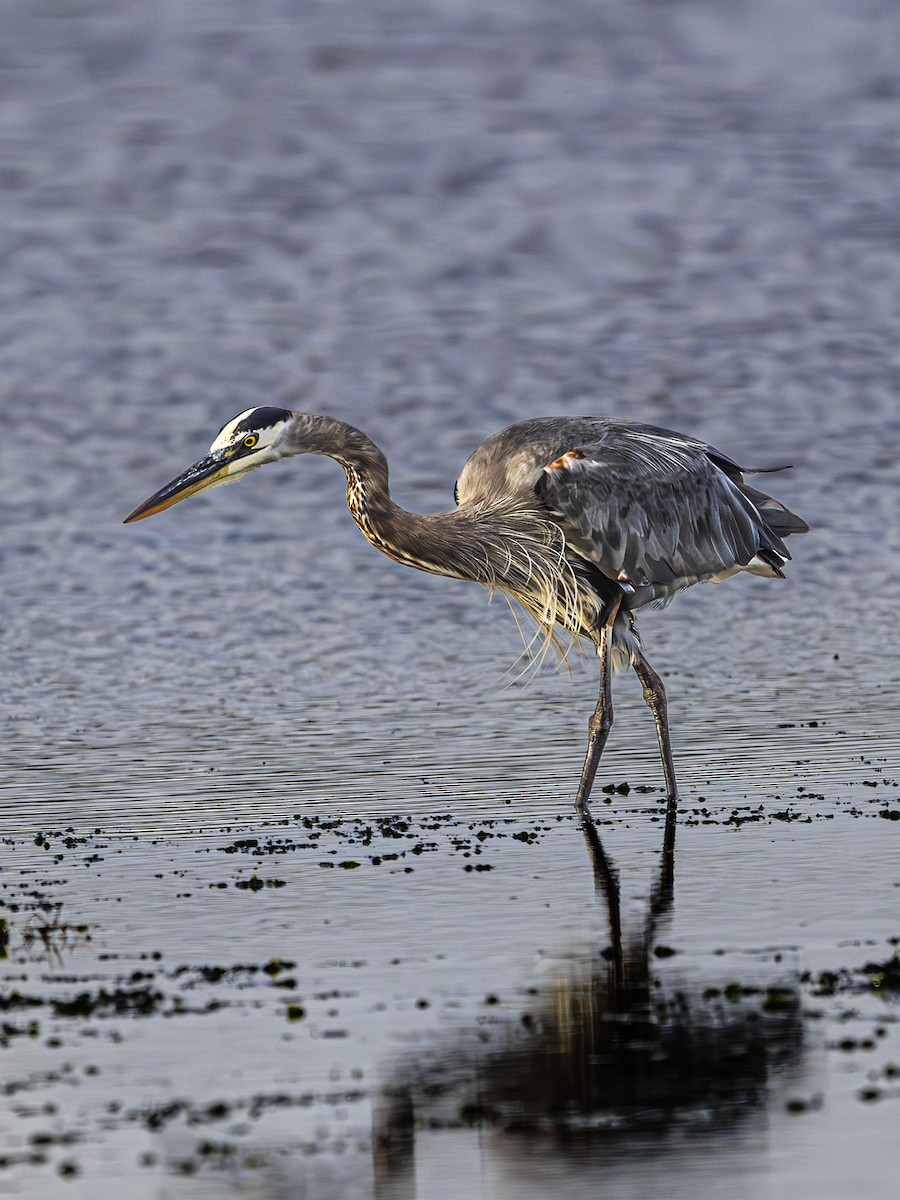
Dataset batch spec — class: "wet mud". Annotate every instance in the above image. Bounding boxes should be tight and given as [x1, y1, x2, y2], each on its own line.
[1, 780, 898, 1195]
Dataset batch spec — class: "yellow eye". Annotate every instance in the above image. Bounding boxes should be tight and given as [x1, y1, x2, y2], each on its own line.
[243, 434, 258, 449]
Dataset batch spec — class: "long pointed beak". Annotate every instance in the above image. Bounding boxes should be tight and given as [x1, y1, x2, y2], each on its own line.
[124, 451, 232, 523]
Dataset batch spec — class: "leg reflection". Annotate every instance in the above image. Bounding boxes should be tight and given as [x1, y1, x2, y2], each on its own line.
[373, 798, 801, 1194]
[578, 798, 677, 1012]
[372, 1085, 416, 1200]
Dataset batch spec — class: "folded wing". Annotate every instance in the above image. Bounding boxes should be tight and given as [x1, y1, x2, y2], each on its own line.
[534, 424, 806, 604]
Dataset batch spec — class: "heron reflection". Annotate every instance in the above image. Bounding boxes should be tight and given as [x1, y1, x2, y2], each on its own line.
[374, 810, 802, 1196]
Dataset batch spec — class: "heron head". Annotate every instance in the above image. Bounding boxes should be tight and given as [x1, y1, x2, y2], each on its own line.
[124, 406, 293, 522]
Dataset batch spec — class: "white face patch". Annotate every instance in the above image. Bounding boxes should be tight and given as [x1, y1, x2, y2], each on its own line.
[210, 410, 257, 452]
[209, 407, 290, 455]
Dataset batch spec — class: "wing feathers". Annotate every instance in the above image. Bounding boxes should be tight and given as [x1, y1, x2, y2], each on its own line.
[535, 429, 800, 598]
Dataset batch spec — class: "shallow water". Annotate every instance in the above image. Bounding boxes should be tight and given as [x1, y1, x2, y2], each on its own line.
[2, 0, 899, 1195]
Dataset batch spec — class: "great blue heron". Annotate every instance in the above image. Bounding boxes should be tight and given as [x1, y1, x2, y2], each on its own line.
[125, 408, 808, 811]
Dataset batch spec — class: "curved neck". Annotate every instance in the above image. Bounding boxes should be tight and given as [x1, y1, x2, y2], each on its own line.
[296, 416, 469, 578]
[294, 415, 392, 502]
[291, 414, 592, 636]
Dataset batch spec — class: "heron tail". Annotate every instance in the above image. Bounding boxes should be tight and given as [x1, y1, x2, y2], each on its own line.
[740, 483, 810, 538]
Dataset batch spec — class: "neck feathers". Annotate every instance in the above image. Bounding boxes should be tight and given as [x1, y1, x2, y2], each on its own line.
[295, 414, 597, 640]
[343, 456, 595, 642]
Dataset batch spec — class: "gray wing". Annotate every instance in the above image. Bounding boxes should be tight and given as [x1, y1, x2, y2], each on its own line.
[534, 426, 785, 598]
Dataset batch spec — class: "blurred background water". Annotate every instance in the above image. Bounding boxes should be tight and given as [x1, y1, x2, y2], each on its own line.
[0, 0, 898, 1196]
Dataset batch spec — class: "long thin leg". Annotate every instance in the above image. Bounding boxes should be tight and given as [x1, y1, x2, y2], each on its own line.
[574, 602, 620, 813]
[632, 650, 678, 806]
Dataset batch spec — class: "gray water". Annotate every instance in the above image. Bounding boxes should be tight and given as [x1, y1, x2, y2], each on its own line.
[1, 0, 899, 1195]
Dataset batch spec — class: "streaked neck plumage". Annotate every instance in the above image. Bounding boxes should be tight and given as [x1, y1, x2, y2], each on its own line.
[283, 414, 482, 579]
[280, 414, 593, 640]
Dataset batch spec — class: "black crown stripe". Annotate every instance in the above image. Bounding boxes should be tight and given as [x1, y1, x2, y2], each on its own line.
[232, 407, 292, 435]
